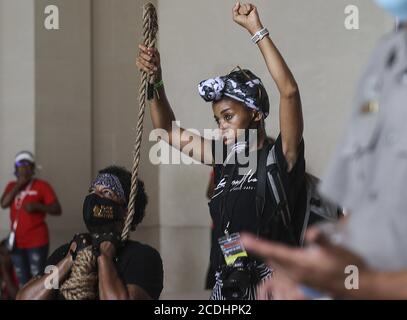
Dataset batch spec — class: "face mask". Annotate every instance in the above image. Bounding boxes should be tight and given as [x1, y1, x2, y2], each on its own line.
[374, 0, 407, 22]
[82, 193, 126, 234]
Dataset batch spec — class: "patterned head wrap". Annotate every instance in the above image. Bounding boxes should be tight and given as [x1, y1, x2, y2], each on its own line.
[198, 67, 270, 118]
[91, 173, 126, 203]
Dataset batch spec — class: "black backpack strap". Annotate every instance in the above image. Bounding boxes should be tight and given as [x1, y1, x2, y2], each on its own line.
[256, 142, 296, 244]
[266, 146, 293, 228]
[300, 175, 313, 246]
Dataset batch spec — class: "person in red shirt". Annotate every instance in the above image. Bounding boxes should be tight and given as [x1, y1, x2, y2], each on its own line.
[0, 151, 62, 286]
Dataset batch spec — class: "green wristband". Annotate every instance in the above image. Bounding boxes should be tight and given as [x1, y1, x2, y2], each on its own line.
[154, 79, 164, 90]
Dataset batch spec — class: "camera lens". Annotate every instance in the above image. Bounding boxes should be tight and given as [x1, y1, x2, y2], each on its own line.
[221, 269, 251, 299]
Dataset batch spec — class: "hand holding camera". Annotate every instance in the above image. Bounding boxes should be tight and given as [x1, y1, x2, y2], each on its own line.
[66, 233, 93, 262]
[91, 232, 122, 259]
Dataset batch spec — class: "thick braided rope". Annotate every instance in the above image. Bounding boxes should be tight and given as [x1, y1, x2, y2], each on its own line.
[59, 4, 158, 300]
[121, 3, 158, 241]
[60, 247, 98, 300]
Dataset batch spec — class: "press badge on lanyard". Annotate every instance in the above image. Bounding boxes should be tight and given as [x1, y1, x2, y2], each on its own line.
[218, 233, 248, 266]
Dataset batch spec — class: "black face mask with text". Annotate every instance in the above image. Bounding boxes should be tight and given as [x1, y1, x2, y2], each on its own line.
[82, 193, 126, 234]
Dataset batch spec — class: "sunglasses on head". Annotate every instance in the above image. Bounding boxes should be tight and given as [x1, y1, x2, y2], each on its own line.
[15, 161, 33, 168]
[227, 66, 263, 100]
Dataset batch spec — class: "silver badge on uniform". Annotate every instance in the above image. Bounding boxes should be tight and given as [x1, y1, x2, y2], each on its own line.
[360, 76, 381, 114]
[361, 101, 379, 114]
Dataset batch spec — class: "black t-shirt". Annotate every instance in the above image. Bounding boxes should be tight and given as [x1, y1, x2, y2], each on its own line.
[42, 240, 163, 300]
[209, 134, 306, 270]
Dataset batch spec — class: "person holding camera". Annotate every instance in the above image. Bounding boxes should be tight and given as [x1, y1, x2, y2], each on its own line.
[0, 151, 62, 286]
[16, 166, 163, 300]
[136, 2, 305, 299]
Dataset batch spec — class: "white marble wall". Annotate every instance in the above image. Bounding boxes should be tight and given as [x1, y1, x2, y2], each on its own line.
[0, 0, 35, 235]
[91, 0, 160, 228]
[34, 0, 93, 248]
